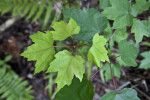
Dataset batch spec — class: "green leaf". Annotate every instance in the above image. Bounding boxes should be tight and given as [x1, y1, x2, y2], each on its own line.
[131, 19, 149, 44]
[88, 33, 110, 67]
[113, 28, 128, 43]
[47, 50, 84, 91]
[26, 2, 38, 20]
[21, 31, 55, 74]
[12, 3, 25, 17]
[51, 18, 80, 40]
[118, 40, 138, 67]
[44, 2, 53, 27]
[63, 8, 108, 42]
[131, 0, 149, 17]
[55, 75, 94, 100]
[101, 63, 121, 81]
[21, 3, 32, 17]
[103, 23, 112, 40]
[0, 60, 5, 66]
[101, 88, 140, 100]
[4, 55, 12, 62]
[139, 51, 150, 69]
[99, 0, 111, 9]
[102, 0, 133, 29]
[32, 2, 45, 22]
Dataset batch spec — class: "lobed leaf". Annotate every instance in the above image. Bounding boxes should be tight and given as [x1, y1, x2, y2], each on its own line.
[139, 51, 150, 69]
[118, 40, 138, 67]
[51, 18, 80, 40]
[21, 31, 55, 74]
[131, 0, 149, 17]
[101, 88, 140, 100]
[47, 50, 84, 91]
[102, 0, 133, 29]
[131, 19, 150, 44]
[63, 8, 108, 42]
[88, 33, 110, 67]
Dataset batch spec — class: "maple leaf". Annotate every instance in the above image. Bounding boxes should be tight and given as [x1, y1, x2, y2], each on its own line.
[118, 40, 138, 67]
[102, 0, 133, 29]
[51, 18, 80, 40]
[131, 0, 149, 17]
[88, 33, 110, 67]
[101, 88, 140, 100]
[21, 31, 55, 74]
[131, 19, 149, 44]
[139, 51, 150, 69]
[55, 75, 94, 100]
[63, 8, 108, 42]
[47, 50, 84, 91]
[99, 0, 111, 9]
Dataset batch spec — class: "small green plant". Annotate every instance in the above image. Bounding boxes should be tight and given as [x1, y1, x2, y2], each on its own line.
[0, 0, 80, 29]
[0, 55, 34, 100]
[44, 73, 57, 100]
[0, 55, 12, 68]
[0, 68, 34, 100]
[21, 0, 150, 99]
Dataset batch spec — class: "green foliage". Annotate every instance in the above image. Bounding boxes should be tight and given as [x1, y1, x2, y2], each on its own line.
[139, 51, 150, 69]
[0, 55, 12, 68]
[47, 50, 84, 91]
[51, 18, 80, 40]
[21, 31, 55, 74]
[113, 28, 128, 43]
[131, 0, 149, 17]
[88, 33, 110, 67]
[19, 0, 150, 99]
[0, 68, 33, 100]
[44, 73, 57, 99]
[118, 40, 138, 67]
[99, 0, 111, 9]
[63, 8, 108, 42]
[101, 63, 121, 81]
[102, 0, 133, 29]
[101, 88, 140, 100]
[131, 19, 150, 44]
[0, 0, 53, 28]
[55, 75, 94, 100]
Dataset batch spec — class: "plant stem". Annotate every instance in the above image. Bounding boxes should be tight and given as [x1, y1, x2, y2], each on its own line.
[53, 44, 91, 48]
[70, 36, 75, 56]
[109, 63, 117, 93]
[107, 29, 117, 43]
[76, 44, 91, 47]
[54, 46, 74, 47]
[136, 17, 150, 20]
[88, 63, 106, 80]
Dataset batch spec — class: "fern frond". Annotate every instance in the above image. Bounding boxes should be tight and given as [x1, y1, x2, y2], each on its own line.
[0, 0, 53, 27]
[0, 68, 34, 100]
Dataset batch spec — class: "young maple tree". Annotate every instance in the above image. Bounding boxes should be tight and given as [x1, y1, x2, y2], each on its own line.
[21, 0, 150, 99]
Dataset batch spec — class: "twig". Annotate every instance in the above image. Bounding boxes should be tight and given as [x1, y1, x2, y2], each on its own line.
[107, 29, 117, 43]
[76, 44, 91, 47]
[0, 16, 20, 34]
[116, 81, 131, 91]
[88, 63, 106, 80]
[54, 46, 74, 47]
[134, 87, 150, 100]
[137, 17, 150, 20]
[70, 36, 75, 56]
[109, 63, 117, 93]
